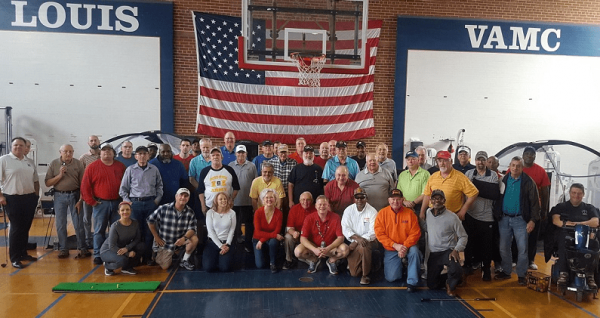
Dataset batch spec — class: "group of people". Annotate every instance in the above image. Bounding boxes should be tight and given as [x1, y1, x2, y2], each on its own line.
[1, 132, 597, 296]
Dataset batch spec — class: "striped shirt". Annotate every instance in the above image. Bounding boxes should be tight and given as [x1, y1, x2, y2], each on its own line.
[423, 168, 479, 213]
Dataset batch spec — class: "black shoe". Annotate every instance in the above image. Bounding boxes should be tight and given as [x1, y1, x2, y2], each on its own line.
[270, 264, 278, 273]
[406, 284, 417, 293]
[105, 268, 115, 276]
[12, 261, 24, 269]
[518, 277, 527, 286]
[93, 257, 103, 265]
[494, 272, 511, 280]
[462, 264, 474, 276]
[146, 259, 157, 266]
[482, 270, 492, 282]
[21, 254, 37, 262]
[283, 260, 293, 270]
[121, 267, 137, 275]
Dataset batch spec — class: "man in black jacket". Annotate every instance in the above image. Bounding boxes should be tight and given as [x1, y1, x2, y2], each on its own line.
[493, 156, 540, 285]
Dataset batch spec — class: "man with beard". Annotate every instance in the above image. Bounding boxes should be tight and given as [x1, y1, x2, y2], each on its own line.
[288, 146, 324, 207]
[351, 141, 367, 171]
[79, 135, 101, 248]
[420, 151, 479, 221]
[323, 141, 360, 183]
[191, 138, 202, 156]
[120, 146, 164, 264]
[189, 138, 213, 189]
[355, 153, 395, 212]
[173, 138, 195, 172]
[252, 140, 276, 170]
[314, 142, 329, 168]
[150, 144, 189, 205]
[289, 137, 306, 164]
[116, 141, 137, 167]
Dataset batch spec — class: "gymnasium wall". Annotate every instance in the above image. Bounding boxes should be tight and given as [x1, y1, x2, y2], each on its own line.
[170, 0, 600, 158]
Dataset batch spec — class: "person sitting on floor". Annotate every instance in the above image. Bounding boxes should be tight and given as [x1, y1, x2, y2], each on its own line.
[147, 188, 199, 271]
[425, 190, 468, 296]
[203, 191, 236, 272]
[253, 188, 284, 273]
[101, 201, 144, 276]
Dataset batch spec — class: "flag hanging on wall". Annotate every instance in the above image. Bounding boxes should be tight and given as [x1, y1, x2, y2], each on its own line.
[193, 12, 381, 144]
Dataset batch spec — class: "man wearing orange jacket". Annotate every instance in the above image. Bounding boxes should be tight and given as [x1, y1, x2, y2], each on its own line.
[375, 189, 422, 292]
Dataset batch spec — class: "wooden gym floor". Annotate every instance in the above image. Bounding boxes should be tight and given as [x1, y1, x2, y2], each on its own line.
[1, 213, 599, 318]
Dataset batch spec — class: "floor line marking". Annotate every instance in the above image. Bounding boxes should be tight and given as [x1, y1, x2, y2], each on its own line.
[548, 289, 599, 318]
[160, 286, 411, 293]
[111, 293, 136, 318]
[143, 266, 180, 317]
[472, 288, 517, 318]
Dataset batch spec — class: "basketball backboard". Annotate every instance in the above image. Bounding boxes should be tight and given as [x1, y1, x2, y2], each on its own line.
[240, 0, 370, 74]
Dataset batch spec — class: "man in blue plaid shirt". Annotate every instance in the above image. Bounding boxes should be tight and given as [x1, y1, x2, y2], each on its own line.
[147, 188, 199, 270]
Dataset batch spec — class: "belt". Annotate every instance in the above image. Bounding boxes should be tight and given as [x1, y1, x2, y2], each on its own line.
[97, 198, 120, 202]
[55, 189, 79, 194]
[503, 213, 522, 217]
[130, 196, 155, 202]
[209, 238, 226, 244]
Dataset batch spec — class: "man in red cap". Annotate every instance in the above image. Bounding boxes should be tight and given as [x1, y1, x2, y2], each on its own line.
[419, 150, 479, 221]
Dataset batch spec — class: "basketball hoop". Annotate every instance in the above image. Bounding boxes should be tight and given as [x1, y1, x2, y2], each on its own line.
[290, 52, 326, 87]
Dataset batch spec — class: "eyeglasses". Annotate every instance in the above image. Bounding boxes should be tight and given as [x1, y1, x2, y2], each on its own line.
[354, 195, 367, 200]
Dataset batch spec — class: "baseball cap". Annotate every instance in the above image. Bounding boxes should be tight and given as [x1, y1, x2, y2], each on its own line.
[405, 151, 418, 158]
[475, 151, 488, 160]
[336, 141, 347, 148]
[235, 145, 247, 153]
[147, 142, 158, 149]
[457, 146, 470, 155]
[135, 146, 149, 153]
[389, 189, 403, 198]
[303, 145, 314, 152]
[100, 142, 113, 150]
[431, 189, 445, 199]
[356, 141, 366, 148]
[262, 140, 273, 146]
[354, 187, 367, 198]
[436, 151, 451, 159]
[523, 146, 536, 154]
[278, 144, 288, 152]
[210, 147, 222, 154]
[176, 188, 191, 196]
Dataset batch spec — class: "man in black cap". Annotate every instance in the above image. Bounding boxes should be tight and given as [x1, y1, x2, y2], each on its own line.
[147, 143, 158, 160]
[425, 189, 468, 296]
[288, 146, 325, 207]
[351, 141, 367, 170]
[252, 140, 275, 170]
[322, 141, 360, 183]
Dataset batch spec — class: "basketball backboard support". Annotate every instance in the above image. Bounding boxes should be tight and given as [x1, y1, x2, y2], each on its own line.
[240, 0, 370, 74]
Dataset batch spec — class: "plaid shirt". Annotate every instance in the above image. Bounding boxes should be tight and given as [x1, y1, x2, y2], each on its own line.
[147, 202, 197, 251]
[270, 157, 297, 191]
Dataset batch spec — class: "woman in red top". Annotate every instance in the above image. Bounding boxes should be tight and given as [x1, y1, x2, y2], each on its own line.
[253, 188, 283, 273]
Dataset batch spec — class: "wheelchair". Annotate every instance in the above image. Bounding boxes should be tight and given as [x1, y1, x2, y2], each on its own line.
[552, 224, 599, 302]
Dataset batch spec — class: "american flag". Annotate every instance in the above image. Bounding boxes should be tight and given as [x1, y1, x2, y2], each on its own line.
[193, 12, 381, 144]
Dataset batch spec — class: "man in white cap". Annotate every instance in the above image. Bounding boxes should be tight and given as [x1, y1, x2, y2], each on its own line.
[229, 145, 258, 250]
[453, 146, 475, 174]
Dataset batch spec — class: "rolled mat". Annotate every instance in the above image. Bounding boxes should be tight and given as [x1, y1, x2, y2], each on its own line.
[53, 281, 161, 293]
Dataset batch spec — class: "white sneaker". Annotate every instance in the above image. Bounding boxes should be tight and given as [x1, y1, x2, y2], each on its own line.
[529, 262, 538, 270]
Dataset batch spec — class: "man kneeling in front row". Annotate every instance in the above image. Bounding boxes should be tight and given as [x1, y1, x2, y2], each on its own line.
[425, 189, 468, 296]
[294, 195, 349, 274]
[147, 188, 199, 270]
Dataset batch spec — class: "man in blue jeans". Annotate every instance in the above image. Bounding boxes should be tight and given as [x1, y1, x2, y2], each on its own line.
[120, 146, 164, 265]
[45, 144, 88, 259]
[494, 156, 540, 285]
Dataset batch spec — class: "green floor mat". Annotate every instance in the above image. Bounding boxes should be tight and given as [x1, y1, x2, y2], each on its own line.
[53, 281, 161, 293]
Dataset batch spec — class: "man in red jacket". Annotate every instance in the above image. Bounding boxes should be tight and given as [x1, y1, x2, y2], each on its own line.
[81, 143, 126, 265]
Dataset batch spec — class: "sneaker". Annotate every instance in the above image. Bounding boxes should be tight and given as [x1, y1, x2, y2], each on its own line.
[104, 268, 115, 276]
[494, 272, 511, 280]
[58, 250, 69, 258]
[283, 260, 293, 270]
[406, 284, 417, 293]
[121, 268, 137, 275]
[93, 257, 103, 265]
[77, 249, 91, 259]
[360, 276, 371, 285]
[270, 264, 278, 274]
[494, 265, 503, 274]
[512, 262, 516, 268]
[307, 259, 321, 273]
[421, 271, 427, 280]
[180, 260, 194, 271]
[326, 260, 338, 275]
[558, 272, 569, 285]
[518, 277, 527, 286]
[529, 262, 538, 270]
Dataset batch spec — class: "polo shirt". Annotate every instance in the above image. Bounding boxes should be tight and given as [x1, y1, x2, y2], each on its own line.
[324, 179, 359, 216]
[301, 211, 343, 246]
[115, 155, 137, 167]
[287, 203, 317, 230]
[396, 167, 430, 202]
[288, 152, 303, 164]
[502, 174, 522, 215]
[0, 153, 39, 195]
[341, 203, 378, 242]
[287, 163, 324, 203]
[79, 151, 99, 168]
[249, 176, 286, 209]
[453, 162, 476, 174]
[313, 156, 328, 169]
[45, 157, 85, 192]
[322, 155, 360, 181]
[189, 154, 211, 183]
[355, 167, 395, 212]
[379, 158, 398, 181]
[252, 154, 275, 171]
[173, 153, 195, 172]
[220, 145, 237, 165]
[423, 168, 479, 213]
[228, 159, 258, 207]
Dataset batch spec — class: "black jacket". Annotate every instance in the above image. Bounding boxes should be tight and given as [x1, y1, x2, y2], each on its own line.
[493, 172, 540, 223]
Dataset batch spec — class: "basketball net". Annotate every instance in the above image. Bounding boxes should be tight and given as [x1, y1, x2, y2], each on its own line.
[290, 53, 326, 87]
